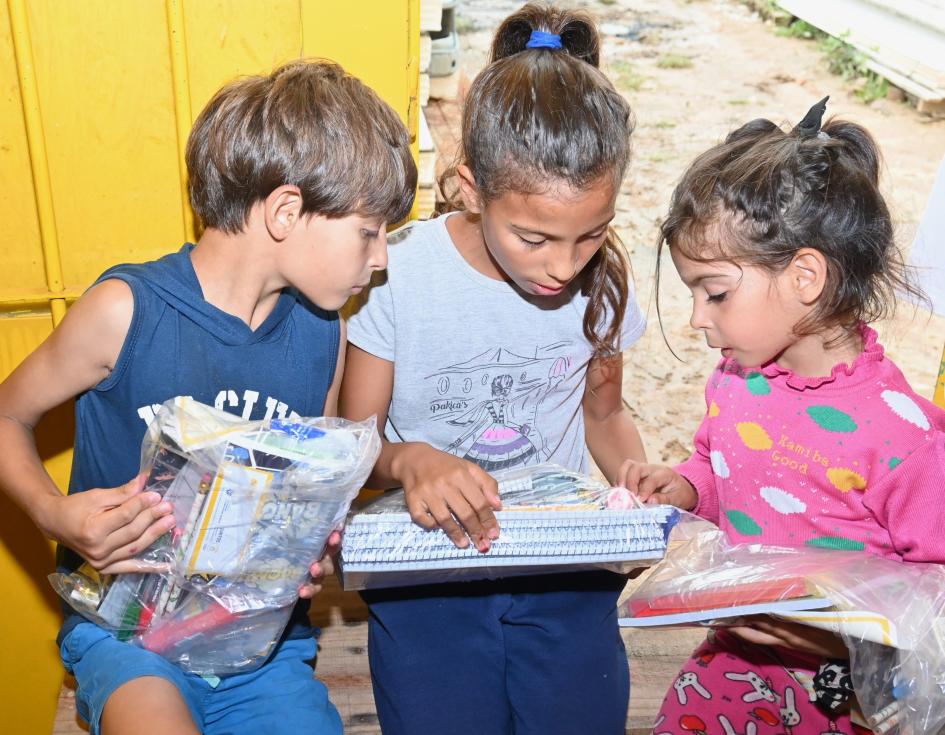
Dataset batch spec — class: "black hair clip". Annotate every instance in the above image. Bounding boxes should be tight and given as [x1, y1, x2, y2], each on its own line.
[793, 95, 829, 138]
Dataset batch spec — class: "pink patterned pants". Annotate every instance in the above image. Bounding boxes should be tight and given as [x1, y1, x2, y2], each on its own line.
[653, 630, 870, 735]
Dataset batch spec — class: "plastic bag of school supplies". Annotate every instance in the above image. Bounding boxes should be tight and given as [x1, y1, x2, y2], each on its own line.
[50, 397, 380, 675]
[338, 463, 679, 590]
[619, 518, 945, 735]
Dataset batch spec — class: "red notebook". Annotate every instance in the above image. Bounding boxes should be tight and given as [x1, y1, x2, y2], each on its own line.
[625, 577, 817, 618]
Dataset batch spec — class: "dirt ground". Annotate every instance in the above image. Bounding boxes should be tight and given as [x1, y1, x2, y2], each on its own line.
[432, 0, 945, 468]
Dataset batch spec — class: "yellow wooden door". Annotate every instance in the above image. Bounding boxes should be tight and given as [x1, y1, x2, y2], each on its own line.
[1, 1, 418, 731]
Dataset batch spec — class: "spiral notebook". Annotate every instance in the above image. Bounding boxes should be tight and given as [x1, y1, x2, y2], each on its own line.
[340, 505, 678, 590]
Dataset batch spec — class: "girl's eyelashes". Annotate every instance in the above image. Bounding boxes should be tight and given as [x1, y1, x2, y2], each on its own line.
[706, 292, 728, 303]
[517, 234, 546, 247]
[361, 229, 380, 239]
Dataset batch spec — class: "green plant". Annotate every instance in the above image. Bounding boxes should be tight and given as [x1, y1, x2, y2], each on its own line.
[769, 16, 892, 106]
[856, 71, 889, 104]
[657, 54, 692, 70]
[610, 59, 646, 91]
[819, 33, 862, 79]
[652, 120, 676, 129]
[776, 19, 818, 39]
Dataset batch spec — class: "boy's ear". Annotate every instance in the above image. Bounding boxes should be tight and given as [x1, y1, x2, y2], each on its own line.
[264, 185, 304, 241]
[788, 248, 828, 305]
[456, 165, 483, 214]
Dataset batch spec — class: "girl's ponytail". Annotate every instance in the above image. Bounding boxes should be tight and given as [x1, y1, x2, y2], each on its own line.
[490, 4, 600, 67]
[583, 230, 631, 356]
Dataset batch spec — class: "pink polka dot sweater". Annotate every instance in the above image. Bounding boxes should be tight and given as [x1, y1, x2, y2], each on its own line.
[676, 325, 945, 562]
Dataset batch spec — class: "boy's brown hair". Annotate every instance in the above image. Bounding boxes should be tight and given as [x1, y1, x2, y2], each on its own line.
[186, 59, 416, 233]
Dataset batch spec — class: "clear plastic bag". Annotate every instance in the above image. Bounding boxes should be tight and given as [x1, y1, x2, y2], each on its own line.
[339, 463, 679, 590]
[621, 515, 945, 734]
[50, 397, 380, 675]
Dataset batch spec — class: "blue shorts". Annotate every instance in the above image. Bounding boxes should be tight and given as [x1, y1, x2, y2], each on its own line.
[363, 571, 630, 735]
[60, 622, 342, 735]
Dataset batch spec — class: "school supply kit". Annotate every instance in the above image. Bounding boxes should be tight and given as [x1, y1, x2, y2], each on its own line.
[619, 518, 945, 734]
[50, 397, 380, 675]
[339, 463, 679, 590]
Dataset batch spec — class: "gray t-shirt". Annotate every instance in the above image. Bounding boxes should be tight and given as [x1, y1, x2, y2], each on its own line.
[347, 214, 646, 474]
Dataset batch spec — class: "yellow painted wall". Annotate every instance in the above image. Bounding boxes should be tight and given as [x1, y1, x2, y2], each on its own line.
[0, 1, 418, 731]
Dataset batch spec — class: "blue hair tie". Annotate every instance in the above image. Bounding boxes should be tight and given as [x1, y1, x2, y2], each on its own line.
[526, 30, 563, 50]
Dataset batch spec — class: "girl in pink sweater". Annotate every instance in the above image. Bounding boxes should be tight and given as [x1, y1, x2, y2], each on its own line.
[622, 99, 945, 734]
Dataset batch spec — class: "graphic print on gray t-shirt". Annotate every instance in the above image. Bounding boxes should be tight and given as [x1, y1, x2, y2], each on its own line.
[430, 341, 580, 471]
[347, 214, 646, 475]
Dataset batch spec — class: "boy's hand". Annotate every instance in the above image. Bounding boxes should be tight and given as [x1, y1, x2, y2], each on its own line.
[40, 474, 176, 574]
[298, 530, 342, 599]
[617, 460, 698, 510]
[398, 444, 502, 552]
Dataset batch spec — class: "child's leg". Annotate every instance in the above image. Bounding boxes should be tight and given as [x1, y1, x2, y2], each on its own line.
[61, 622, 203, 735]
[363, 582, 514, 735]
[203, 637, 341, 735]
[654, 629, 861, 735]
[502, 571, 629, 735]
[101, 678, 199, 735]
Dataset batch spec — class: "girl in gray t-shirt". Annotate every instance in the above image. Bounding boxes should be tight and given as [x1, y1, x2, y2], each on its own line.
[342, 5, 647, 734]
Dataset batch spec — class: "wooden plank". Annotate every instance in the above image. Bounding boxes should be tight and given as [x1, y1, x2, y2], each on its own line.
[778, 0, 945, 101]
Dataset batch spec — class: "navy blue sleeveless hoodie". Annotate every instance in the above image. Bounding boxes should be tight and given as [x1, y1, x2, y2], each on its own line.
[59, 243, 340, 646]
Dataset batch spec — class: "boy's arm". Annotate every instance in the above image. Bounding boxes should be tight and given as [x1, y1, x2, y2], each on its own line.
[340, 343, 500, 550]
[583, 353, 646, 484]
[296, 321, 347, 600]
[321, 319, 347, 417]
[0, 279, 174, 572]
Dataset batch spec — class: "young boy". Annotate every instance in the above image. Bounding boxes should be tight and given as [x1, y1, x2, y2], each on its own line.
[0, 60, 416, 735]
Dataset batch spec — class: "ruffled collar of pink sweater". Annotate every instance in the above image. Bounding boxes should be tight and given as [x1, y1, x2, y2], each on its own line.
[729, 323, 886, 391]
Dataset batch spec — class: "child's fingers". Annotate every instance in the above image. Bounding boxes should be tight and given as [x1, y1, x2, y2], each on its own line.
[470, 466, 502, 510]
[101, 506, 176, 557]
[463, 477, 501, 541]
[93, 515, 177, 571]
[98, 486, 169, 535]
[405, 494, 439, 530]
[636, 467, 668, 501]
[311, 555, 334, 579]
[725, 625, 785, 648]
[616, 459, 638, 490]
[324, 530, 343, 555]
[98, 557, 172, 575]
[297, 581, 323, 599]
[444, 487, 491, 550]
[426, 496, 471, 549]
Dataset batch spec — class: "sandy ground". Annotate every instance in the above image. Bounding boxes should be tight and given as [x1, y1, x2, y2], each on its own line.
[434, 0, 945, 468]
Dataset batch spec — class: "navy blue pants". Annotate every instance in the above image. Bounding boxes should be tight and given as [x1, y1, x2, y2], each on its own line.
[363, 571, 630, 735]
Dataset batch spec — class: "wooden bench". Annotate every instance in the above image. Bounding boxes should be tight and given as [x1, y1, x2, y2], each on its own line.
[53, 575, 702, 734]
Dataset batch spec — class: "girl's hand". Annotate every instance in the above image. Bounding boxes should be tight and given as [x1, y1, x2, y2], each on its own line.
[616, 460, 698, 510]
[727, 617, 849, 659]
[396, 443, 502, 551]
[39, 474, 176, 574]
[299, 530, 342, 599]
